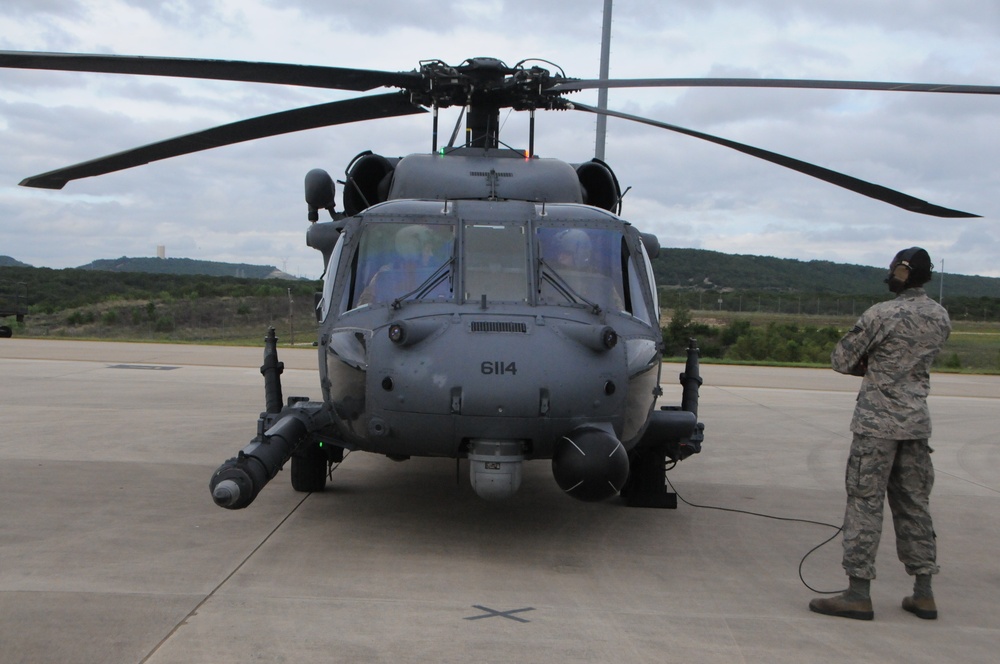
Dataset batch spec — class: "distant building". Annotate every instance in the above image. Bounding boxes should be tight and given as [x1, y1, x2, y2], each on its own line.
[157, 245, 166, 259]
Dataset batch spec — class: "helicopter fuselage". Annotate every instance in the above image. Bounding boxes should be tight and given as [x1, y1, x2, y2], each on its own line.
[318, 198, 662, 457]
[210, 149, 702, 508]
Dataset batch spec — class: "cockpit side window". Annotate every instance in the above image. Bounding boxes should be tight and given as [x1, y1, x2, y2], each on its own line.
[636, 241, 659, 324]
[318, 232, 346, 321]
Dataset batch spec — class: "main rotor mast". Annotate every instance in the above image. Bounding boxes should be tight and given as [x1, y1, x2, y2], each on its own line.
[414, 58, 574, 150]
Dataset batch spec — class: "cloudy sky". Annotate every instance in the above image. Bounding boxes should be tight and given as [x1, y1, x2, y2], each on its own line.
[2, 0, 999, 278]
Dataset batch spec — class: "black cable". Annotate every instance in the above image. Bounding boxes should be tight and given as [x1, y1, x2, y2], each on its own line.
[326, 450, 351, 481]
[665, 474, 847, 594]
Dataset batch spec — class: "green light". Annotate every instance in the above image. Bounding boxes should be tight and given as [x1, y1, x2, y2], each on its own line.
[438, 147, 445, 156]
[318, 442, 324, 448]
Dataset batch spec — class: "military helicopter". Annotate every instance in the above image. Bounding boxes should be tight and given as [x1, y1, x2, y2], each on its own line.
[1, 51, 995, 509]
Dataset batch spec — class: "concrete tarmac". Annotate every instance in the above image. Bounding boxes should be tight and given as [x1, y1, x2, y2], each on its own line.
[1, 339, 997, 663]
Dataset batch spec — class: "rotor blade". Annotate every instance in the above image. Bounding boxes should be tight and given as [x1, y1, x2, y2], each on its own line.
[571, 101, 979, 218]
[0, 50, 421, 92]
[549, 77, 1000, 95]
[20, 93, 425, 189]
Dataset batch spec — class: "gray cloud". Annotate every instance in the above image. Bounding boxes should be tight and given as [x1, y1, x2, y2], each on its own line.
[1, 0, 998, 277]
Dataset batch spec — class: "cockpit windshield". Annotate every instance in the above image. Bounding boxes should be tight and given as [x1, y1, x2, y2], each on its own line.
[350, 222, 455, 308]
[342, 215, 638, 317]
[536, 226, 627, 313]
[462, 223, 529, 303]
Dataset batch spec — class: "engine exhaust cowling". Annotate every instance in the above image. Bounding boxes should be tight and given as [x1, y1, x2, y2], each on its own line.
[551, 425, 629, 502]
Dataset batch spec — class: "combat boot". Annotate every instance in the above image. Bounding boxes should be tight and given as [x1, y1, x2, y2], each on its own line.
[902, 574, 937, 620]
[902, 595, 937, 619]
[809, 577, 874, 620]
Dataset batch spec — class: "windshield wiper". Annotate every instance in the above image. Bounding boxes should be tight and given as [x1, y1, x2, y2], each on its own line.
[538, 258, 602, 314]
[391, 257, 454, 309]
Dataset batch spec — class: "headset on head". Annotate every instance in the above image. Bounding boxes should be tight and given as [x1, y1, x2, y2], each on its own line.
[886, 247, 930, 293]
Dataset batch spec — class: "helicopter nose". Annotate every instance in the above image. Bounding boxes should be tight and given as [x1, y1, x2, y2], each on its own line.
[551, 425, 629, 502]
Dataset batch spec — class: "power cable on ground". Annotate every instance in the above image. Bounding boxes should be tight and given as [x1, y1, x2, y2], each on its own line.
[665, 474, 847, 594]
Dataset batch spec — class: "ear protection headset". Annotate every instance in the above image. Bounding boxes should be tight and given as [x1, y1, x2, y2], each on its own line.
[885, 247, 929, 293]
[888, 258, 913, 291]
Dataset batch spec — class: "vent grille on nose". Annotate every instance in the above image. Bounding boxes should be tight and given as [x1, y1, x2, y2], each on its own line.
[470, 321, 527, 333]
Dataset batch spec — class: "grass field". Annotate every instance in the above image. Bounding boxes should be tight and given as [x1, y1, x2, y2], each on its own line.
[683, 310, 1000, 374]
[943, 325, 1000, 373]
[7, 301, 998, 374]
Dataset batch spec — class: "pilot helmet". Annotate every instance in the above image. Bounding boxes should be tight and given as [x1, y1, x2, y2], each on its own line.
[395, 225, 433, 261]
[553, 228, 592, 266]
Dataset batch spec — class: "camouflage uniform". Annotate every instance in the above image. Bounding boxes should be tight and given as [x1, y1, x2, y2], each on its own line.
[831, 287, 951, 580]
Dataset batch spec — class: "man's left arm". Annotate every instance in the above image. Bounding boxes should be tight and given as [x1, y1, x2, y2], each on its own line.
[832, 314, 878, 376]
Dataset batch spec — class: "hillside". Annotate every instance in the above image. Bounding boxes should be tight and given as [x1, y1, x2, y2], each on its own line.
[0, 265, 318, 314]
[78, 256, 297, 279]
[653, 248, 999, 298]
[3, 253, 996, 370]
[1, 264, 321, 344]
[0, 255, 33, 268]
[3, 249, 997, 312]
[5, 248, 997, 296]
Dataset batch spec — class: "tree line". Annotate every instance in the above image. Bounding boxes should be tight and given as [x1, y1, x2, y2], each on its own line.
[3, 261, 996, 371]
[652, 248, 999, 299]
[659, 288, 1000, 323]
[1, 265, 319, 314]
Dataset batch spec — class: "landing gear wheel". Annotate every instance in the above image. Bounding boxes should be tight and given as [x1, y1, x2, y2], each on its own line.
[291, 442, 328, 493]
[0, 326, 12, 338]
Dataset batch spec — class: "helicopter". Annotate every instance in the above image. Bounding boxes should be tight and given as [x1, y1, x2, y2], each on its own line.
[1, 51, 996, 508]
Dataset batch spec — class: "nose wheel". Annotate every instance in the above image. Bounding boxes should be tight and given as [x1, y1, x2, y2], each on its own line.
[291, 441, 339, 493]
[621, 446, 677, 508]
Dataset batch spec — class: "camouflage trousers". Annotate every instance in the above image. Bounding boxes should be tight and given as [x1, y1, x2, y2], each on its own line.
[842, 435, 939, 580]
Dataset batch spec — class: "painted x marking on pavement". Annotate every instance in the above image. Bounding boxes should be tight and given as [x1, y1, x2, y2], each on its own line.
[464, 605, 536, 623]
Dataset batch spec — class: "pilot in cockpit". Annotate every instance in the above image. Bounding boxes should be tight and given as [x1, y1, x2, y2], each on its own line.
[358, 224, 452, 305]
[552, 228, 593, 271]
[543, 228, 624, 311]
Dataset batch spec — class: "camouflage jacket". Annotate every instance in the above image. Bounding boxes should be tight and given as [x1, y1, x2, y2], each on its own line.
[832, 287, 951, 439]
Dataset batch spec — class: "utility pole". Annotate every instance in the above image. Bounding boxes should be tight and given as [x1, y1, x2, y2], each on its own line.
[595, 0, 613, 160]
[939, 258, 945, 304]
[287, 287, 294, 346]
